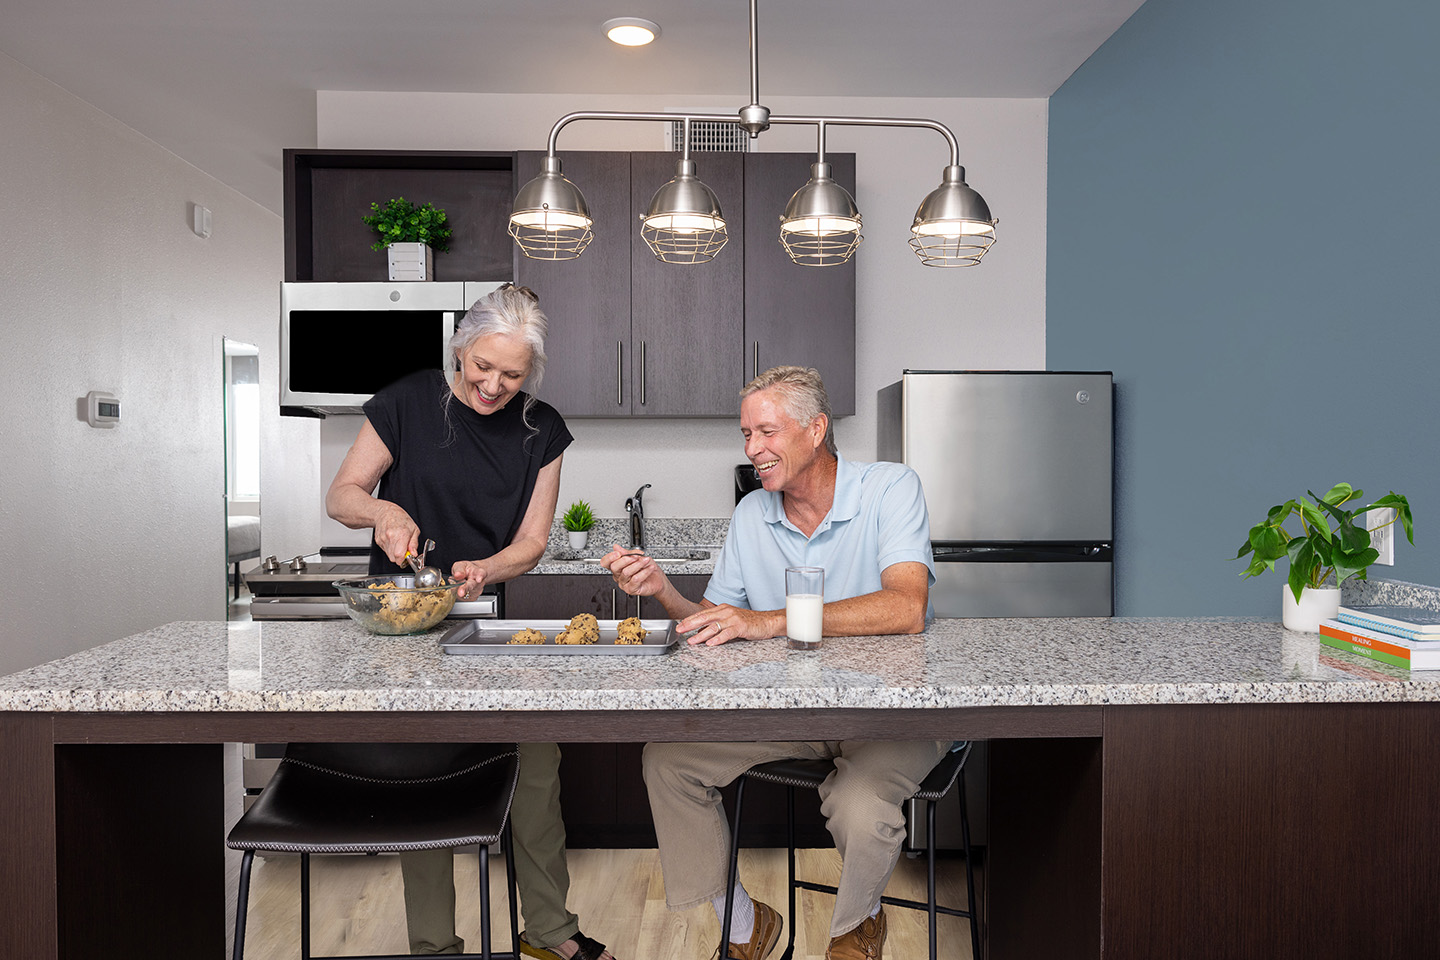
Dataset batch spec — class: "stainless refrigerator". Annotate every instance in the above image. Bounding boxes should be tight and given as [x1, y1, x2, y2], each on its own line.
[878, 370, 1114, 618]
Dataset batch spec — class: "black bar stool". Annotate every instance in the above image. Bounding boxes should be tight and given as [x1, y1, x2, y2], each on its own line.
[721, 743, 981, 960]
[228, 742, 523, 960]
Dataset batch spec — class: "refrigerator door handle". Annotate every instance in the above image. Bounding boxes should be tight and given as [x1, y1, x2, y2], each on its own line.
[932, 543, 1113, 563]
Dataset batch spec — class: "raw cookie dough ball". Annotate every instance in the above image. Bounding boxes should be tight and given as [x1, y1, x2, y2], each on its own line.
[508, 628, 546, 645]
[615, 617, 649, 645]
[556, 613, 601, 645]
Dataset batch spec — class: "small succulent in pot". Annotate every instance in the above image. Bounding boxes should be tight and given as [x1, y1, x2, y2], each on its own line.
[361, 197, 453, 252]
[562, 500, 596, 533]
[1234, 483, 1413, 601]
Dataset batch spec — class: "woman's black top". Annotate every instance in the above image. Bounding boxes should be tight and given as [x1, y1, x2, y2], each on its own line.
[362, 369, 572, 577]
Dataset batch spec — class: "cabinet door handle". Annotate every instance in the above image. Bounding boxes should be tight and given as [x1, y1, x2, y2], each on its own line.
[617, 340, 624, 406]
[640, 341, 647, 406]
[753, 341, 760, 380]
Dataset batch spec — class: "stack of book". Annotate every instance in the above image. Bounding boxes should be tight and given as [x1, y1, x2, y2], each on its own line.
[1318, 605, 1440, 670]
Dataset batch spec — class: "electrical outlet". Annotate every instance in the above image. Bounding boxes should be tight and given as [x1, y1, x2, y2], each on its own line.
[1368, 507, 1396, 565]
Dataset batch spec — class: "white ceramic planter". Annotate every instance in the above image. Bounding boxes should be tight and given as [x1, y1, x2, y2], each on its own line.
[387, 242, 433, 281]
[567, 530, 589, 551]
[1281, 585, 1340, 632]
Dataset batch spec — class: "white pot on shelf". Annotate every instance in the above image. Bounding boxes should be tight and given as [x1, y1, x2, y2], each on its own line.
[1282, 585, 1341, 633]
[567, 530, 589, 551]
[387, 242, 434, 281]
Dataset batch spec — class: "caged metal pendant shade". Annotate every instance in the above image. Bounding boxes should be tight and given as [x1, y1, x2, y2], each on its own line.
[641, 157, 729, 264]
[778, 161, 863, 267]
[511, 0, 997, 269]
[508, 156, 594, 260]
[908, 165, 998, 267]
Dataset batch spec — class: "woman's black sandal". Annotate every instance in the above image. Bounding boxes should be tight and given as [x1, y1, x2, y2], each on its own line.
[519, 932, 611, 960]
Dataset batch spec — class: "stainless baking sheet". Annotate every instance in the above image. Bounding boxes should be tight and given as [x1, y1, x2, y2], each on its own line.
[439, 619, 679, 655]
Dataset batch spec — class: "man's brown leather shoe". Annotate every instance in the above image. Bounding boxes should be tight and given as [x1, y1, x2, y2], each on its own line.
[825, 908, 887, 960]
[718, 900, 783, 960]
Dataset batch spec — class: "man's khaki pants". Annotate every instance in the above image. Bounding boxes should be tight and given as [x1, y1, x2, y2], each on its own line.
[643, 739, 951, 938]
[400, 742, 580, 955]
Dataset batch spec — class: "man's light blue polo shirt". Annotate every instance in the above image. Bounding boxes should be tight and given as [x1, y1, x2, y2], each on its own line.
[704, 454, 935, 615]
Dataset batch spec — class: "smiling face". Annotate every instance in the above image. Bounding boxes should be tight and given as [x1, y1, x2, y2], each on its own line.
[740, 387, 827, 493]
[452, 333, 532, 415]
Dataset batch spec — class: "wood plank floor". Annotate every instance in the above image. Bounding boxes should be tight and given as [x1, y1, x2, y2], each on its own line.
[236, 847, 981, 959]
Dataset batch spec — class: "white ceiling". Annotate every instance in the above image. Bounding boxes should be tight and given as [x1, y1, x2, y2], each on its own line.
[0, 0, 1145, 214]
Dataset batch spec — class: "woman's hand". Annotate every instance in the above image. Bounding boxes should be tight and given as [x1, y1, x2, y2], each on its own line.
[372, 503, 420, 568]
[601, 545, 665, 597]
[676, 604, 783, 646]
[450, 561, 489, 600]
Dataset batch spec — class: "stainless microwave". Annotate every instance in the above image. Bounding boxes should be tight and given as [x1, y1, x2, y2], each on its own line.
[280, 281, 507, 415]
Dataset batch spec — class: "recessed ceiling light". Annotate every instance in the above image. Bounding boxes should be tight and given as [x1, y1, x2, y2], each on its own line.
[603, 17, 661, 46]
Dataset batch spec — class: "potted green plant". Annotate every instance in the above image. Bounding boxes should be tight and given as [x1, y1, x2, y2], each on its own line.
[1234, 482, 1413, 631]
[562, 499, 596, 551]
[361, 197, 453, 281]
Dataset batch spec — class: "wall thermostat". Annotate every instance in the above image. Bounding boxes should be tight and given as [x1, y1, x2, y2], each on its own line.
[86, 391, 121, 428]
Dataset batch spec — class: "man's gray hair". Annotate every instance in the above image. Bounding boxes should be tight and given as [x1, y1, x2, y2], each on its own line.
[740, 365, 838, 456]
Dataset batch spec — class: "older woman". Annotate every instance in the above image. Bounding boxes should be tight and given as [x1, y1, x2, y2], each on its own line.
[326, 284, 613, 960]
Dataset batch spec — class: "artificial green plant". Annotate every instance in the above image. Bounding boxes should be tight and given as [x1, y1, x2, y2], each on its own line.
[1234, 483, 1414, 601]
[561, 499, 596, 533]
[362, 197, 453, 252]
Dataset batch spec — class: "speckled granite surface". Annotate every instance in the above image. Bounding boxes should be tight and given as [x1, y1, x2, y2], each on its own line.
[4, 610, 1440, 714]
[533, 518, 726, 575]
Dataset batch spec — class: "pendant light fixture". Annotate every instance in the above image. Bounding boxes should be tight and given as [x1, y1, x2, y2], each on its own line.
[778, 122, 862, 267]
[510, 0, 997, 268]
[508, 155, 593, 260]
[640, 118, 729, 264]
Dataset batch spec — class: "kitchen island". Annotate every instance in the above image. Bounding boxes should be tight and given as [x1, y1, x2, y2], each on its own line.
[3, 616, 1439, 960]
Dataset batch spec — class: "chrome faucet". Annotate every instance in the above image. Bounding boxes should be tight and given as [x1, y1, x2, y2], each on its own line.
[625, 484, 652, 550]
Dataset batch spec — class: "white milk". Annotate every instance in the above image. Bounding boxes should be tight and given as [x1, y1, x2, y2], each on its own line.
[786, 594, 824, 648]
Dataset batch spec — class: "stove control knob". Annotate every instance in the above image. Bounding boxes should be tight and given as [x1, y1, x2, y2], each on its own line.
[262, 555, 280, 573]
[286, 555, 309, 573]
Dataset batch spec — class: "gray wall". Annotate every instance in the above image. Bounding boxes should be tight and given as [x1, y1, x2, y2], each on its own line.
[0, 53, 316, 676]
[1047, 0, 1440, 616]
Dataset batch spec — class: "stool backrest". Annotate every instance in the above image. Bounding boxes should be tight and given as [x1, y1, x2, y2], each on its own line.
[283, 742, 516, 781]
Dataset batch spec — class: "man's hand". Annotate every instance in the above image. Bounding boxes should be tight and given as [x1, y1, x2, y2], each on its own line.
[677, 604, 784, 645]
[600, 545, 666, 597]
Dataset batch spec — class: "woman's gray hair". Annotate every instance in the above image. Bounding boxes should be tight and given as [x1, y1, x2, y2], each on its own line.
[740, 365, 838, 456]
[448, 283, 548, 435]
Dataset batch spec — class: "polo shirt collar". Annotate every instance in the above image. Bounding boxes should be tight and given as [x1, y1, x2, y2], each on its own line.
[760, 453, 861, 534]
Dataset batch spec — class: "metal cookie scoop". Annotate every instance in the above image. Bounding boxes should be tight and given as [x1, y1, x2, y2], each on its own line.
[405, 538, 443, 588]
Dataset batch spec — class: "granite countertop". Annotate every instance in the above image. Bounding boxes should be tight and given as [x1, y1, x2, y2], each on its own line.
[529, 517, 726, 576]
[3, 614, 1439, 714]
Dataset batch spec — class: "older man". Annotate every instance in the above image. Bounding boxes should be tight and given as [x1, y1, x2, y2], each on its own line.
[601, 366, 948, 960]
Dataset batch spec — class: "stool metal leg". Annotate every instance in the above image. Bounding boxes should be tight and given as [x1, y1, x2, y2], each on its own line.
[958, 777, 981, 960]
[926, 799, 939, 960]
[300, 851, 312, 960]
[720, 775, 748, 959]
[504, 824, 520, 953]
[479, 843, 493, 960]
[779, 784, 797, 960]
[233, 849, 255, 960]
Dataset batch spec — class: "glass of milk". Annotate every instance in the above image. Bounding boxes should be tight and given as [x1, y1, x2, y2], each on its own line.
[785, 566, 825, 650]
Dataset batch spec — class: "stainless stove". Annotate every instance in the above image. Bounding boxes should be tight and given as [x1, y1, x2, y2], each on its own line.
[246, 547, 498, 620]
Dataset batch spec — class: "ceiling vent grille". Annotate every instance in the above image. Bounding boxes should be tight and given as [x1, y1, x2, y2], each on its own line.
[667, 120, 751, 152]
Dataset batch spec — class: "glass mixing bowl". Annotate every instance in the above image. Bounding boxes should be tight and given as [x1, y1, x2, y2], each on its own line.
[332, 575, 463, 635]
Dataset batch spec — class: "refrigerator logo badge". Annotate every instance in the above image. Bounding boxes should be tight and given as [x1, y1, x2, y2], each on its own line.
[1075, 390, 1090, 404]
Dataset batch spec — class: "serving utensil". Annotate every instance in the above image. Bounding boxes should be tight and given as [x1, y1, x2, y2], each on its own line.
[405, 538, 443, 588]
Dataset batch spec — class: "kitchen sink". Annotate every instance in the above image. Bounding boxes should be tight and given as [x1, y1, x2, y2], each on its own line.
[547, 547, 714, 563]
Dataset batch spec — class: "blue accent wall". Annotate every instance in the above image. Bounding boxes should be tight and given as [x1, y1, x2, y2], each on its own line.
[1048, 0, 1440, 615]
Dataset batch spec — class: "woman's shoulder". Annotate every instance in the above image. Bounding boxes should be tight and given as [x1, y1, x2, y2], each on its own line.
[521, 393, 568, 428]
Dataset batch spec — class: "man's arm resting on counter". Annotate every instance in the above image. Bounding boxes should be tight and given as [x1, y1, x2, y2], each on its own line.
[677, 560, 930, 645]
[818, 561, 930, 636]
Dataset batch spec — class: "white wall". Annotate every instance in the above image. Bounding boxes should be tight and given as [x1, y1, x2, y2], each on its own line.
[317, 90, 1047, 521]
[0, 53, 319, 675]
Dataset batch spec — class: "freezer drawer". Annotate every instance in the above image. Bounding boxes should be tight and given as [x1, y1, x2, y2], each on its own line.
[933, 559, 1113, 617]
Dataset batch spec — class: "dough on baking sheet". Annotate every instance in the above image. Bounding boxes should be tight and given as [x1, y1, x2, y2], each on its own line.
[508, 628, 547, 645]
[555, 612, 601, 645]
[615, 617, 649, 645]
